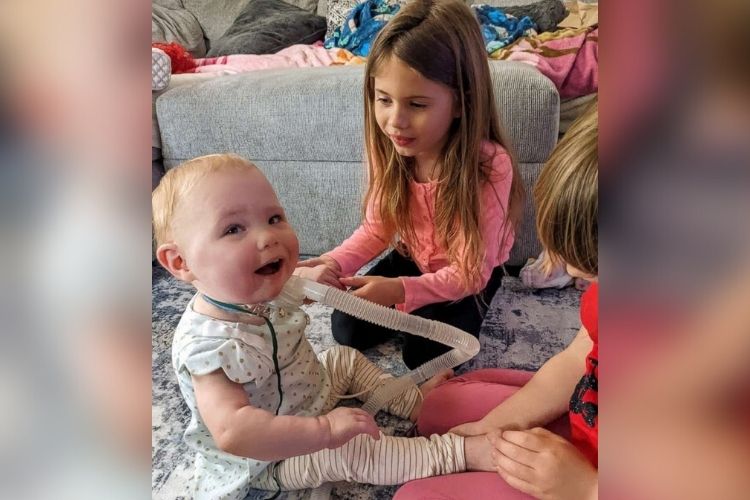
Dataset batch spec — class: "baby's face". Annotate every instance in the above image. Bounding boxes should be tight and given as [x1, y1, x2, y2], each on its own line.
[174, 167, 299, 304]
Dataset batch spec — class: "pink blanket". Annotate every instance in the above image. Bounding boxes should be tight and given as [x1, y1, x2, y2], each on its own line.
[492, 27, 598, 99]
[191, 43, 365, 76]
[182, 30, 597, 101]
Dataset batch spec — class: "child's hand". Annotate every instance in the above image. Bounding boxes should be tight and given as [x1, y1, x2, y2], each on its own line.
[322, 407, 381, 449]
[339, 276, 405, 307]
[295, 264, 344, 290]
[488, 428, 597, 500]
[297, 255, 341, 272]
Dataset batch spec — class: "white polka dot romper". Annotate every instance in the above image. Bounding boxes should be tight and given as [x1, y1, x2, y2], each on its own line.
[171, 296, 330, 500]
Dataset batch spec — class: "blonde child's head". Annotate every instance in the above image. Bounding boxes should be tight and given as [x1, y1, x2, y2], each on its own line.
[363, 0, 524, 290]
[152, 154, 251, 249]
[535, 98, 598, 279]
[153, 154, 299, 304]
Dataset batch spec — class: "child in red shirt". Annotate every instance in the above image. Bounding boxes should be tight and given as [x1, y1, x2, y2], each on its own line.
[396, 98, 599, 500]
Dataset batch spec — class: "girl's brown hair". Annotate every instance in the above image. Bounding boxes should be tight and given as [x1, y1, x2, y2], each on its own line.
[363, 0, 524, 291]
[534, 97, 598, 276]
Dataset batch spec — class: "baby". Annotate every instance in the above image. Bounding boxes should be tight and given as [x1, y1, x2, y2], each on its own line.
[152, 154, 494, 499]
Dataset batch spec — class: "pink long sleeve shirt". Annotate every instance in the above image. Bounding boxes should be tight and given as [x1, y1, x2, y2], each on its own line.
[325, 141, 515, 313]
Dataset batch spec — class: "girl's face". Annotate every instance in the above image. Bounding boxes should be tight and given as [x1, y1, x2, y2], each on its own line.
[373, 56, 458, 167]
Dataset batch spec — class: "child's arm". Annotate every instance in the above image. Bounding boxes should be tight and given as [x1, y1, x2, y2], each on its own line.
[317, 200, 390, 277]
[297, 254, 341, 270]
[337, 195, 506, 310]
[452, 327, 592, 436]
[193, 371, 380, 461]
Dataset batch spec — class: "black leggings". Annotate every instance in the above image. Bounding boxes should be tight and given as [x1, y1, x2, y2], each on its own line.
[331, 250, 504, 370]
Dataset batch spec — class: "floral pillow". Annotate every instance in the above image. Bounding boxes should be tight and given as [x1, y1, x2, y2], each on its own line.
[325, 0, 406, 39]
[325, 0, 357, 39]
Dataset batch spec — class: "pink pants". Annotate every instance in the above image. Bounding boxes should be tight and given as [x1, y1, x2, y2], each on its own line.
[394, 369, 569, 500]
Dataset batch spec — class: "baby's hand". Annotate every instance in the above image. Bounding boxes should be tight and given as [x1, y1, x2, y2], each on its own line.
[294, 264, 344, 290]
[321, 407, 380, 449]
[339, 275, 405, 307]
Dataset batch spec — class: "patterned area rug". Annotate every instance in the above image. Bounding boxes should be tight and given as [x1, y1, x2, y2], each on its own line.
[152, 264, 582, 499]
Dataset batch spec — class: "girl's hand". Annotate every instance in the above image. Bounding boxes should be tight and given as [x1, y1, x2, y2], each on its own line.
[294, 264, 344, 290]
[449, 419, 493, 437]
[321, 407, 381, 449]
[488, 427, 597, 500]
[297, 255, 341, 271]
[339, 275, 406, 307]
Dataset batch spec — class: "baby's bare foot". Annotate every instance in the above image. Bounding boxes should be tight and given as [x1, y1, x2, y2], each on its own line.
[409, 369, 454, 421]
[464, 434, 495, 472]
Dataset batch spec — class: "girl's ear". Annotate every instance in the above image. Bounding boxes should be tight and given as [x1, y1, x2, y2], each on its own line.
[156, 243, 195, 283]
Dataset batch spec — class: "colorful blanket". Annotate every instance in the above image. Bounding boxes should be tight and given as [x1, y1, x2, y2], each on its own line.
[324, 0, 401, 57]
[491, 27, 598, 99]
[163, 22, 596, 102]
[472, 4, 537, 55]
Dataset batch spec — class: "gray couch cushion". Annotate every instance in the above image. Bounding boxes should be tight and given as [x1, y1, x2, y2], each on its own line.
[181, 0, 250, 45]
[207, 0, 326, 56]
[155, 62, 557, 261]
[488, 61, 560, 163]
[154, 0, 185, 8]
[156, 62, 557, 164]
[152, 3, 207, 58]
[158, 66, 366, 165]
[288, 0, 319, 12]
[510, 162, 544, 265]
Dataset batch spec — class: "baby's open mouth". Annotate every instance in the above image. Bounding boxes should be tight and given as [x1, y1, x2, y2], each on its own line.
[255, 258, 282, 275]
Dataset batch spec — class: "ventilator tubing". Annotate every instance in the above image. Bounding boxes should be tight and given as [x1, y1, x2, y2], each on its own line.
[273, 275, 480, 415]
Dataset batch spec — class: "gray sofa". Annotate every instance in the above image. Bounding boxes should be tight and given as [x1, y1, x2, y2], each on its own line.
[152, 2, 562, 265]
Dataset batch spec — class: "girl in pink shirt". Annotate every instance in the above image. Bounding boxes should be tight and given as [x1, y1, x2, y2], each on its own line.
[297, 0, 524, 369]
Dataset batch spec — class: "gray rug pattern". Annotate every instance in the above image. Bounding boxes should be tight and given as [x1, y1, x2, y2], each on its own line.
[152, 265, 581, 499]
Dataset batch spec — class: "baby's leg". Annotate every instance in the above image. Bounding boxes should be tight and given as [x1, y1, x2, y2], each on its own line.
[250, 433, 489, 490]
[320, 345, 421, 419]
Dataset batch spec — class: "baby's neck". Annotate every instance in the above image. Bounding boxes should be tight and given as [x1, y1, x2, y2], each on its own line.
[193, 294, 266, 326]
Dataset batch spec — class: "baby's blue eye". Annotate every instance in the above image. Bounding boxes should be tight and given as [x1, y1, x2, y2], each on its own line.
[223, 224, 244, 236]
[269, 214, 283, 224]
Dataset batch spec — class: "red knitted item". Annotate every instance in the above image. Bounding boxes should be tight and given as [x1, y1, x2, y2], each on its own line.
[152, 42, 197, 73]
